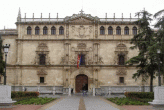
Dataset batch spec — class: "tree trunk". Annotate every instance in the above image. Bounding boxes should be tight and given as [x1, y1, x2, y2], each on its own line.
[150, 73, 153, 92]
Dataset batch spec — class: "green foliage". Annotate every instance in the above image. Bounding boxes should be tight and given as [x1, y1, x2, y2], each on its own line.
[11, 91, 39, 98]
[124, 92, 154, 99]
[14, 97, 56, 105]
[126, 9, 158, 92]
[107, 97, 152, 106]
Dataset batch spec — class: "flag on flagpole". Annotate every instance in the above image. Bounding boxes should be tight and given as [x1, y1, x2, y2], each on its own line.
[77, 55, 81, 69]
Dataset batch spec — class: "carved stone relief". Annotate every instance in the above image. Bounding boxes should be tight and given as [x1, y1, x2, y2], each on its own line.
[66, 24, 69, 38]
[95, 25, 98, 38]
[116, 68, 127, 75]
[37, 69, 47, 75]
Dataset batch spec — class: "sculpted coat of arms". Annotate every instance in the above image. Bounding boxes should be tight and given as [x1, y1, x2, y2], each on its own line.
[78, 25, 86, 38]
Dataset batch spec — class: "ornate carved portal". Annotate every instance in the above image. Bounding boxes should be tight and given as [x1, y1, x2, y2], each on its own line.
[75, 74, 88, 93]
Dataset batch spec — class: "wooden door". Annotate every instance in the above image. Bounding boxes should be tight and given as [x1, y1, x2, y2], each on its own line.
[76, 74, 88, 93]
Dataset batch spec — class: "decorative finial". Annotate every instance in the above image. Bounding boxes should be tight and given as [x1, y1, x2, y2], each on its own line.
[57, 13, 58, 18]
[41, 13, 42, 18]
[18, 7, 21, 16]
[106, 13, 107, 18]
[25, 13, 26, 18]
[17, 7, 21, 22]
[122, 13, 123, 18]
[33, 13, 34, 18]
[79, 9, 84, 15]
[114, 13, 115, 18]
[130, 13, 131, 18]
[49, 13, 50, 18]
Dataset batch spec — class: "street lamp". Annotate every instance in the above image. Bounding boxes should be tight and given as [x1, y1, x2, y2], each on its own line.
[157, 49, 161, 86]
[3, 44, 10, 85]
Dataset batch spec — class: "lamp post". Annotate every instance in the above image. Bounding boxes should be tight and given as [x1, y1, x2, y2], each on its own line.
[3, 44, 10, 85]
[157, 49, 161, 86]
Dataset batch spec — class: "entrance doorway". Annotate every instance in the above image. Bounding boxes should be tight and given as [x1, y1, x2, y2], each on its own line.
[75, 74, 88, 93]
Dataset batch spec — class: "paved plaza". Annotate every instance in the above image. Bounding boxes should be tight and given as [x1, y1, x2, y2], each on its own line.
[38, 94, 120, 110]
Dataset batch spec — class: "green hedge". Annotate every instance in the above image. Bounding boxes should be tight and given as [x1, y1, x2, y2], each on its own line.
[11, 91, 39, 98]
[124, 92, 154, 103]
[124, 92, 154, 99]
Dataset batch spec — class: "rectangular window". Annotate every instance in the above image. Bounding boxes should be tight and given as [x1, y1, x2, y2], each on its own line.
[119, 77, 124, 83]
[39, 54, 46, 65]
[80, 54, 85, 65]
[40, 77, 44, 83]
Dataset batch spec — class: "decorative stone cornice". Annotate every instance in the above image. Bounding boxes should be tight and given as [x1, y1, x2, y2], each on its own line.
[65, 10, 99, 23]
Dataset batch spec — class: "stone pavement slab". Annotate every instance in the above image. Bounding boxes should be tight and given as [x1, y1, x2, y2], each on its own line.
[83, 96, 120, 110]
[45, 96, 80, 110]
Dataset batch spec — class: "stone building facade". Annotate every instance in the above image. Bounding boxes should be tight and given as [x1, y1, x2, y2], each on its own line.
[0, 9, 160, 94]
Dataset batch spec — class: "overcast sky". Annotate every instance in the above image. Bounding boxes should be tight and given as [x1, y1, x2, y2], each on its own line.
[0, 0, 163, 29]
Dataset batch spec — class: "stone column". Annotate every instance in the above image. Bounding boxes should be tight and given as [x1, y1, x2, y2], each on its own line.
[16, 41, 22, 65]
[93, 87, 95, 96]
[108, 87, 111, 95]
[37, 86, 40, 93]
[53, 86, 56, 95]
[68, 87, 71, 96]
[64, 67, 70, 88]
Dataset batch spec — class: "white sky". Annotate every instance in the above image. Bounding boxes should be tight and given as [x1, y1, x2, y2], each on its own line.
[0, 0, 164, 29]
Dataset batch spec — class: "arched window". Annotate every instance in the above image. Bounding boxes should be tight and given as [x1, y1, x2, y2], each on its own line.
[116, 26, 121, 35]
[100, 26, 105, 35]
[51, 26, 56, 35]
[27, 26, 31, 35]
[119, 54, 124, 65]
[59, 26, 64, 35]
[133, 26, 137, 35]
[39, 54, 46, 65]
[108, 26, 113, 35]
[124, 26, 129, 35]
[43, 26, 48, 35]
[35, 26, 40, 35]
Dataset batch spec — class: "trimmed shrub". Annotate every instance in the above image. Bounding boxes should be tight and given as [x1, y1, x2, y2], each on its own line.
[11, 91, 39, 98]
[124, 92, 154, 103]
[125, 92, 154, 99]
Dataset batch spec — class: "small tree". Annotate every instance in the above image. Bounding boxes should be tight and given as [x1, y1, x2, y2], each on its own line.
[0, 35, 5, 76]
[153, 9, 164, 76]
[126, 9, 157, 92]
